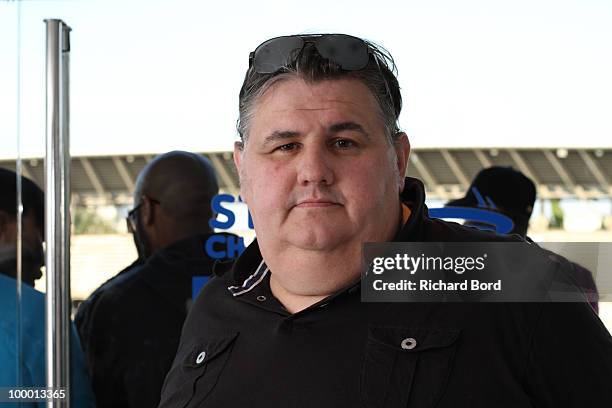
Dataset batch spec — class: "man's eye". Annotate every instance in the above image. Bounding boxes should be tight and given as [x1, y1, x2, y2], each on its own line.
[277, 143, 298, 152]
[333, 139, 356, 149]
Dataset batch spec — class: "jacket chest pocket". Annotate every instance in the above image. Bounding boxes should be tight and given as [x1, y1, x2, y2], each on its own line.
[361, 327, 460, 408]
[159, 332, 238, 408]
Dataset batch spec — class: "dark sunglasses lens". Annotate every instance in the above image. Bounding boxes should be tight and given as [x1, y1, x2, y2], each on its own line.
[316, 35, 369, 70]
[253, 36, 304, 74]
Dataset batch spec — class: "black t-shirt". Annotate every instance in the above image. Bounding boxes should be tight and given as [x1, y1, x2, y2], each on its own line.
[159, 178, 612, 408]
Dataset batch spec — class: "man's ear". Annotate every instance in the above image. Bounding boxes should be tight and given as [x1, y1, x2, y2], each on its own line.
[394, 132, 411, 192]
[141, 196, 156, 226]
[233, 141, 246, 200]
[233, 140, 244, 173]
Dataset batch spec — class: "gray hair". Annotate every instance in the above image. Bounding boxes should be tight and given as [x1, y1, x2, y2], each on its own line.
[237, 35, 402, 147]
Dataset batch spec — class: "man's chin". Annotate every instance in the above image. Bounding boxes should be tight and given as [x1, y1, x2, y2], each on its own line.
[285, 230, 352, 252]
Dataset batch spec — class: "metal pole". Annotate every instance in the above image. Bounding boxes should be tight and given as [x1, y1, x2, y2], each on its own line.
[45, 19, 71, 408]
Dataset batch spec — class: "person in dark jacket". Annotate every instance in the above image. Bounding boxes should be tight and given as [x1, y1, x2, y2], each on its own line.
[75, 151, 223, 408]
[446, 165, 599, 312]
[158, 34, 612, 408]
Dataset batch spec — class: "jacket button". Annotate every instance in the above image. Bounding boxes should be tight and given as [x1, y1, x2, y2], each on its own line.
[400, 337, 417, 350]
[196, 351, 206, 364]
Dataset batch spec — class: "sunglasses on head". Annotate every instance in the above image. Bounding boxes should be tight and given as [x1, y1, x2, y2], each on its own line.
[249, 34, 372, 74]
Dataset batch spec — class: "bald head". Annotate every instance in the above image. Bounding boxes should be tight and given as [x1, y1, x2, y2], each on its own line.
[135, 151, 219, 224]
[132, 152, 219, 256]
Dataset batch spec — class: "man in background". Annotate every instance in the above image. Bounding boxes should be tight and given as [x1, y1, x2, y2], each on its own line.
[446, 165, 599, 311]
[0, 167, 96, 407]
[76, 151, 224, 408]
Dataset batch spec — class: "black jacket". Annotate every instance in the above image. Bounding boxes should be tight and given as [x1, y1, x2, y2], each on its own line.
[76, 233, 220, 408]
[159, 179, 612, 408]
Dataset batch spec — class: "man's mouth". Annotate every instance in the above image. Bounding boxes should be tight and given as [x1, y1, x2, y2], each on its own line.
[294, 199, 341, 208]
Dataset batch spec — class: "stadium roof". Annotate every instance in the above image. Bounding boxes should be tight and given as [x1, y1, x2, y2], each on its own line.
[1, 148, 611, 205]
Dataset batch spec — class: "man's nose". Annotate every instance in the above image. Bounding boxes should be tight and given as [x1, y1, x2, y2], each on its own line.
[296, 145, 335, 186]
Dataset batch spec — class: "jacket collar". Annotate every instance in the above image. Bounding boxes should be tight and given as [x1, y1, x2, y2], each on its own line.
[395, 177, 429, 242]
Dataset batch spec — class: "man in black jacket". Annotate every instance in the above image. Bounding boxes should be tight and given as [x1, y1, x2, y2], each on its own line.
[158, 35, 612, 407]
[76, 151, 223, 408]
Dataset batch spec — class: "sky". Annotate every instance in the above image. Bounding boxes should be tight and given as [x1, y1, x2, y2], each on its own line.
[1, 0, 611, 160]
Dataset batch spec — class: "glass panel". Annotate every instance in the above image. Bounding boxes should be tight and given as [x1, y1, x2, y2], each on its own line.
[1, 2, 93, 406]
[0, 0, 22, 395]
